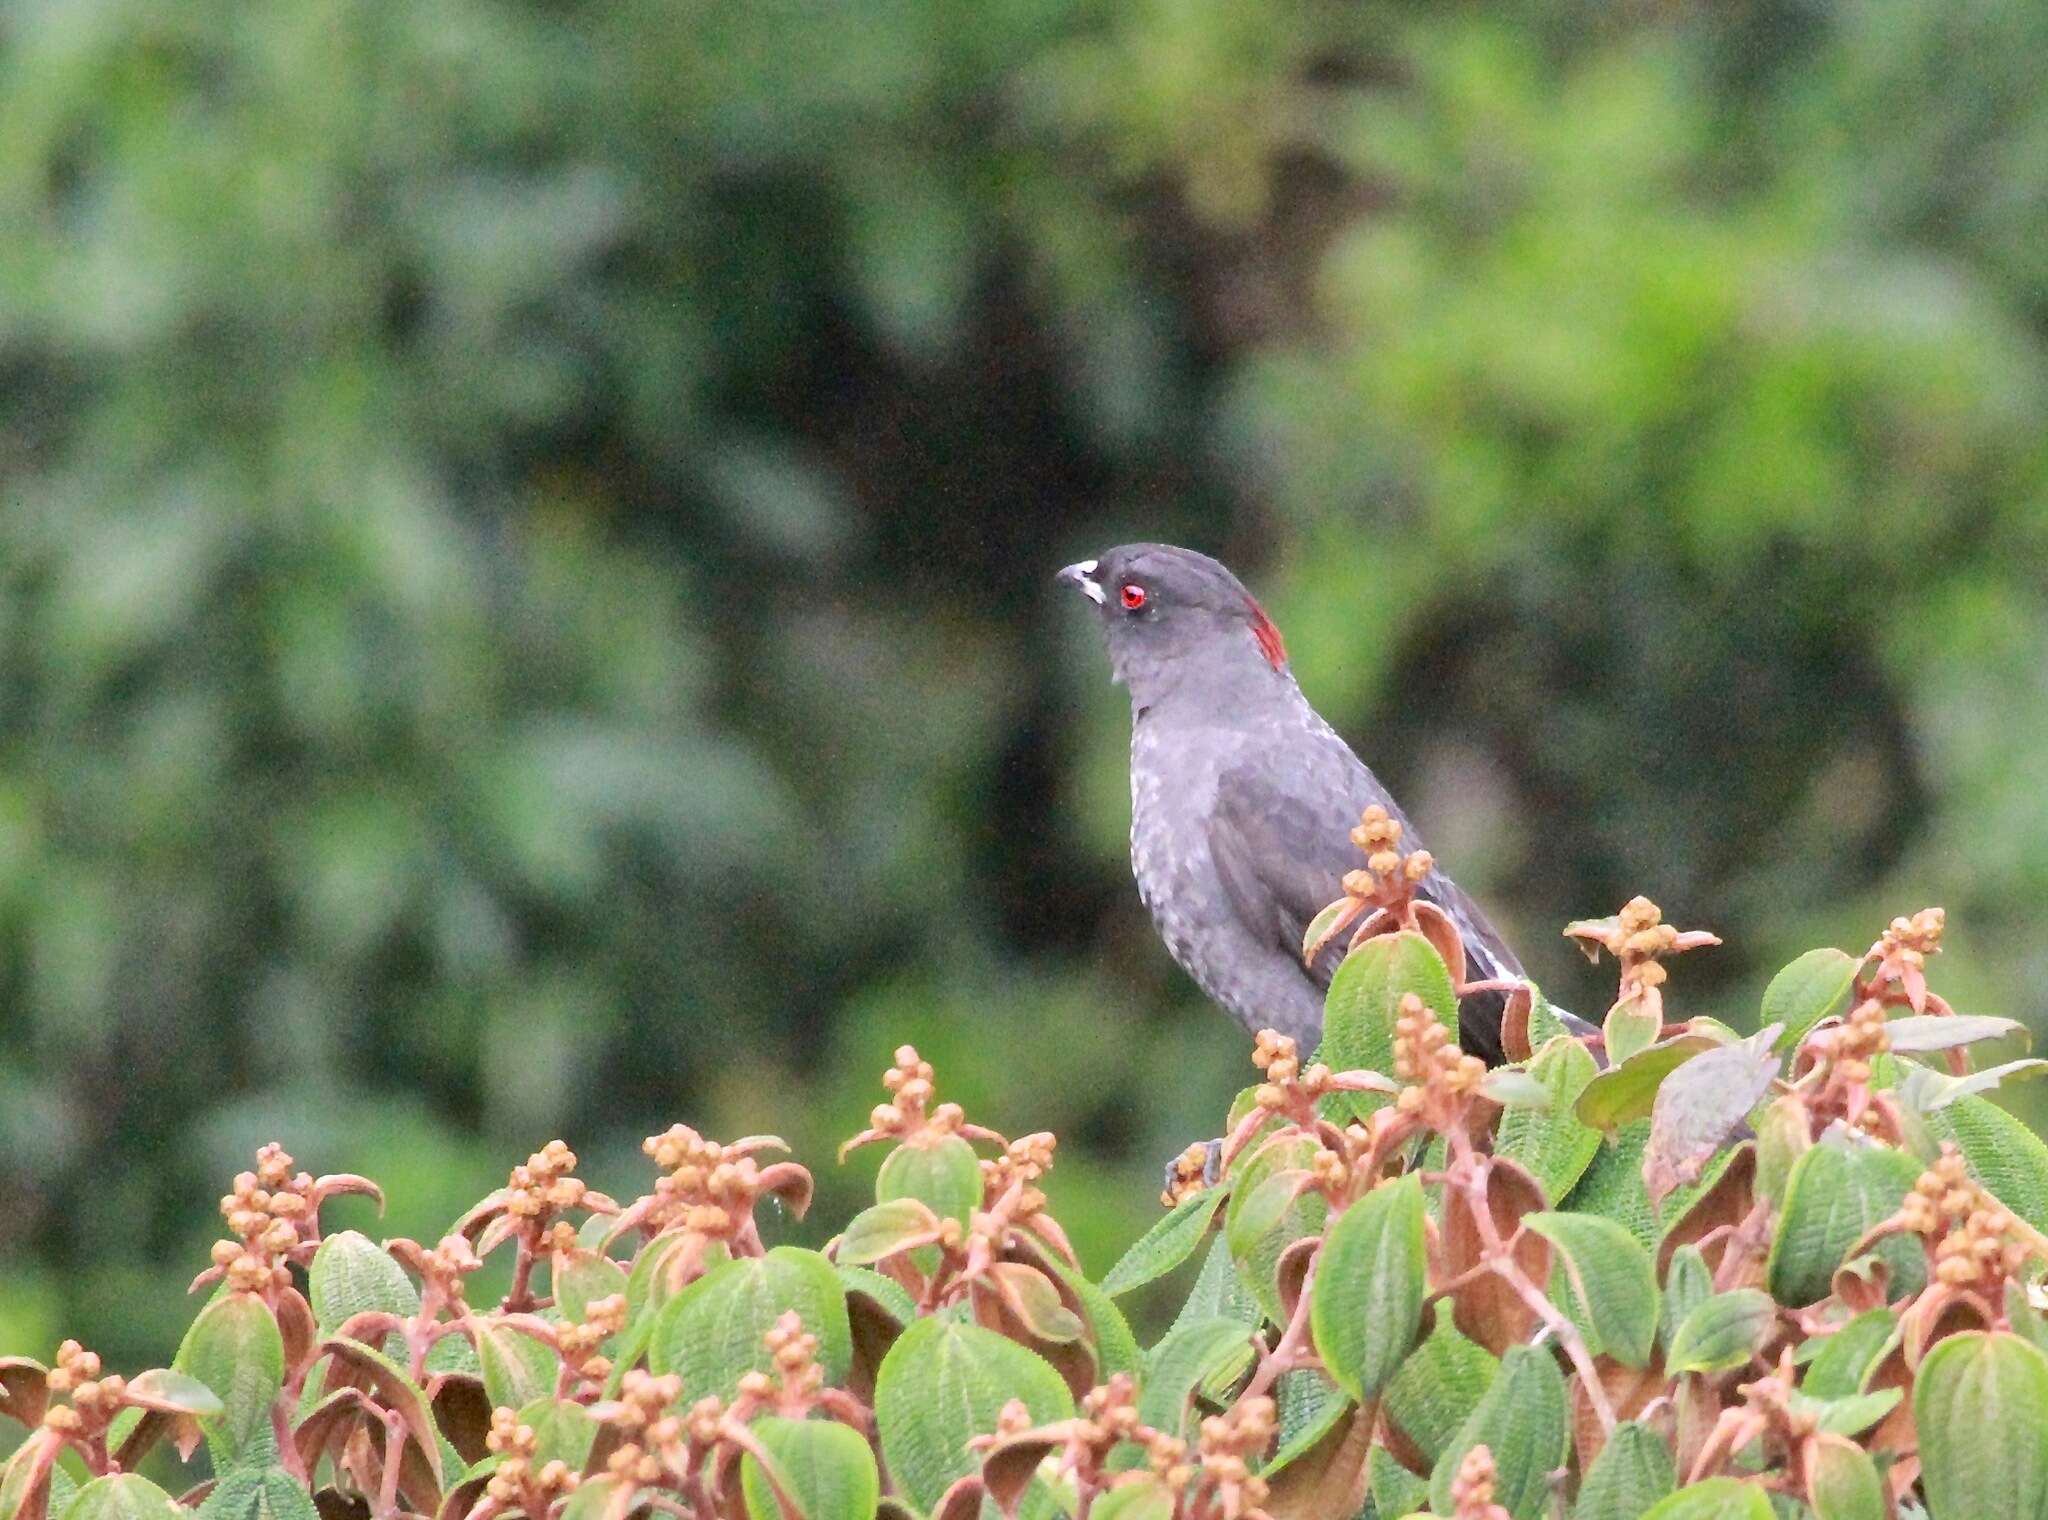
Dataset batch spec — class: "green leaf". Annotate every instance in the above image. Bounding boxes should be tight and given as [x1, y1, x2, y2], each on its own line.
[1576, 1035, 1722, 1132]
[1045, 1260, 1141, 1383]
[1898, 1059, 2048, 1112]
[1767, 1139, 1923, 1306]
[1642, 1027, 1782, 1206]
[1495, 1036, 1603, 1205]
[1924, 1093, 2048, 1233]
[1166, 1237, 1262, 1347]
[1666, 1290, 1776, 1375]
[172, 1292, 281, 1473]
[1263, 1371, 1349, 1476]
[1311, 1175, 1426, 1403]
[1101, 1189, 1227, 1298]
[1917, 1331, 2048, 1520]
[1574, 1421, 1674, 1520]
[54, 1476, 179, 1520]
[1223, 1136, 1326, 1325]
[1754, 1094, 1813, 1207]
[1524, 1212, 1658, 1368]
[650, 1247, 851, 1401]
[194, 1468, 319, 1520]
[1800, 1310, 1897, 1398]
[740, 1415, 879, 1520]
[876, 1134, 984, 1229]
[1659, 1245, 1713, 1360]
[1139, 1319, 1257, 1440]
[1639, 1478, 1775, 1520]
[1884, 1014, 2028, 1052]
[1807, 1434, 1884, 1520]
[874, 1317, 1072, 1514]
[836, 1199, 943, 1267]
[475, 1323, 559, 1412]
[1316, 931, 1457, 1120]
[1763, 949, 1860, 1052]
[553, 1252, 629, 1324]
[1563, 1119, 1659, 1251]
[307, 1232, 420, 1334]
[1092, 1477, 1175, 1520]
[1426, 1344, 1567, 1520]
[1605, 993, 1662, 1066]
[837, 1266, 916, 1326]
[1368, 1446, 1428, 1520]
[1383, 1308, 1498, 1466]
[1478, 1069, 1550, 1107]
[122, 1369, 225, 1419]
[1789, 1388, 1900, 1437]
[512, 1398, 596, 1469]
[623, 1232, 694, 1329]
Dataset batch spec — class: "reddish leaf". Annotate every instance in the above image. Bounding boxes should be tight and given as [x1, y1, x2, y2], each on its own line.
[1643, 1032, 1782, 1207]
[930, 1475, 987, 1520]
[277, 1288, 319, 1377]
[1656, 1146, 1758, 1282]
[986, 1263, 1084, 1344]
[318, 1338, 443, 1488]
[428, 1375, 492, 1466]
[978, 1432, 1068, 1518]
[0, 1360, 50, 1428]
[1265, 1402, 1375, 1520]
[1411, 902, 1469, 989]
[1440, 1158, 1552, 1356]
[295, 1386, 376, 1472]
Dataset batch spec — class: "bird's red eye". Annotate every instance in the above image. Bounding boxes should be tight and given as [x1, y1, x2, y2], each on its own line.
[1120, 583, 1147, 610]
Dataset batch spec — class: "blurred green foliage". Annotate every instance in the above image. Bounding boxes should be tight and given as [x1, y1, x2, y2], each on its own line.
[2, 0, 2046, 1367]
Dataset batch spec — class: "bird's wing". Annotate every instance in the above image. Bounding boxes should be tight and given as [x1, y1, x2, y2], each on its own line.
[1208, 749, 1532, 1060]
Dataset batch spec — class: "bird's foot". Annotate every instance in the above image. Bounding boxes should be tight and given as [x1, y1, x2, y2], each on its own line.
[1160, 1137, 1226, 1207]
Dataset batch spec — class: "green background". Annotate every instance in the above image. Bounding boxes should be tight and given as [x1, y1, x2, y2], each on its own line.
[2, 0, 2045, 1364]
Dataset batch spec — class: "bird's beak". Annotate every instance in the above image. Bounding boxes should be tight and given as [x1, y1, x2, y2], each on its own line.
[1057, 559, 1106, 605]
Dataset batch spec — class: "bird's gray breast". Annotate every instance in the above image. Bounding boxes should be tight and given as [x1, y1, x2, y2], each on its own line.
[1128, 716, 1325, 1041]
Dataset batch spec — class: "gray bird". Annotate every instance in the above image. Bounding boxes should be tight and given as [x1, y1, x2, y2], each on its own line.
[1059, 542, 1581, 1063]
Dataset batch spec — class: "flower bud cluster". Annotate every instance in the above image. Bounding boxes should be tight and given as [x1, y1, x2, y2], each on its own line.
[640, 1125, 804, 1242]
[485, 1406, 582, 1507]
[42, 1341, 127, 1437]
[211, 1144, 315, 1292]
[1190, 1395, 1277, 1517]
[1900, 1145, 2037, 1291]
[559, 1293, 627, 1384]
[1394, 994, 1486, 1117]
[1449, 1446, 1510, 1520]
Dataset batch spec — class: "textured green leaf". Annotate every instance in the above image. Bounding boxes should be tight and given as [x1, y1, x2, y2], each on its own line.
[1563, 1119, 1659, 1251]
[1576, 1036, 1721, 1132]
[1223, 1135, 1326, 1325]
[1763, 949, 1859, 1052]
[1790, 1388, 1899, 1437]
[1807, 1433, 1884, 1520]
[1139, 1319, 1257, 1440]
[874, 1317, 1072, 1513]
[54, 1476, 179, 1520]
[553, 1252, 628, 1324]
[1101, 1189, 1227, 1298]
[1659, 1244, 1713, 1359]
[1767, 1140, 1923, 1306]
[1640, 1477, 1774, 1520]
[740, 1415, 880, 1520]
[1263, 1371, 1349, 1476]
[1924, 1093, 2048, 1233]
[1383, 1308, 1498, 1466]
[1046, 1259, 1142, 1382]
[1916, 1331, 2048, 1520]
[876, 1133, 984, 1229]
[1427, 1344, 1567, 1520]
[837, 1265, 915, 1325]
[1800, 1309, 1897, 1398]
[194, 1468, 319, 1520]
[512, 1398, 596, 1469]
[1666, 1289, 1776, 1374]
[1884, 1014, 2027, 1052]
[1754, 1095, 1813, 1207]
[1316, 931, 1457, 1120]
[836, 1199, 943, 1266]
[1524, 1211, 1658, 1368]
[1311, 1175, 1427, 1402]
[1368, 1445, 1428, 1520]
[650, 1248, 851, 1401]
[1574, 1421, 1674, 1520]
[1899, 1059, 2048, 1112]
[1091, 1477, 1175, 1520]
[1168, 1237, 1262, 1337]
[475, 1322, 559, 1412]
[172, 1292, 281, 1473]
[623, 1232, 694, 1329]
[1495, 1036, 1603, 1205]
[307, 1232, 420, 1334]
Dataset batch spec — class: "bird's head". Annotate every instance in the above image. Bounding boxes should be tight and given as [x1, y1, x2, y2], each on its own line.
[1057, 543, 1290, 705]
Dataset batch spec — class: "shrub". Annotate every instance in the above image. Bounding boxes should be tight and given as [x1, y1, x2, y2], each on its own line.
[6, 821, 2048, 1520]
